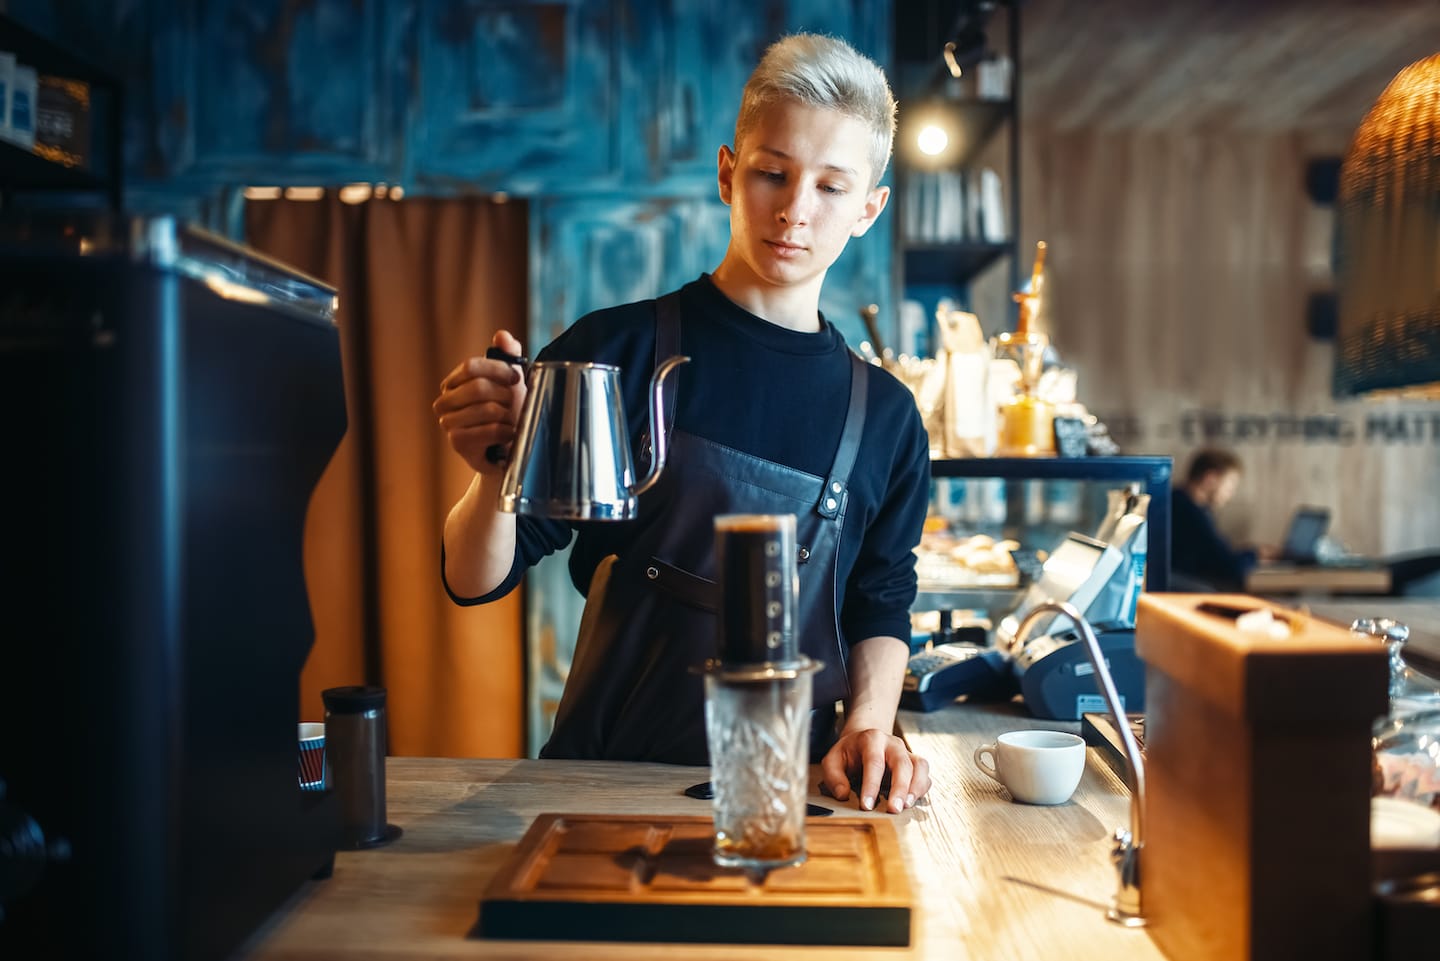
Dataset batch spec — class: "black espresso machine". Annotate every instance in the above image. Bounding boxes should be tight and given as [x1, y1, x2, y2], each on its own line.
[0, 214, 345, 960]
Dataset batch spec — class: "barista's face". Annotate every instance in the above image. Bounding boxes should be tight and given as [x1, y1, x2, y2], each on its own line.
[716, 101, 889, 297]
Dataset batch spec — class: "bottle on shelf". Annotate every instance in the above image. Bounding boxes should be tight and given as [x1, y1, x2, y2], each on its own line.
[936, 303, 993, 458]
[993, 241, 1056, 457]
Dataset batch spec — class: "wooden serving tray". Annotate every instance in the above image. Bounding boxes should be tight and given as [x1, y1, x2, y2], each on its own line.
[477, 813, 912, 946]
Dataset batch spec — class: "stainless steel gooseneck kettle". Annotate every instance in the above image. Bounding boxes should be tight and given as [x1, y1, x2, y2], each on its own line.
[494, 353, 689, 521]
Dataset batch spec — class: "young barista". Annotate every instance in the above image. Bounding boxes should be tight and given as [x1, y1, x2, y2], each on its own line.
[433, 34, 931, 813]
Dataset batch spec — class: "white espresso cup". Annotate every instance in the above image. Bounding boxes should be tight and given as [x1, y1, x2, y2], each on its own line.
[973, 730, 1086, 805]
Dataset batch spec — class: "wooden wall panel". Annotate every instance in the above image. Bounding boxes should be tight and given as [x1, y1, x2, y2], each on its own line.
[1023, 0, 1440, 134]
[1017, 126, 1440, 559]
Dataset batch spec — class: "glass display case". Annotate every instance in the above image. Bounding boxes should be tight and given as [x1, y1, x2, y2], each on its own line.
[913, 456, 1172, 631]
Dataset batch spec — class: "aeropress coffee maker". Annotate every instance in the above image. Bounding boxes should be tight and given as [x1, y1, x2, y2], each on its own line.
[702, 513, 821, 874]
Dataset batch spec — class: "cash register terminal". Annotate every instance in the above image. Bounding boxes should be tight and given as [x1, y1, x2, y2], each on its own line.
[903, 532, 1146, 718]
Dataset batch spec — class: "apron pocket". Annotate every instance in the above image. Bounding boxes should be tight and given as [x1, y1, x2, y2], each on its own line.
[644, 556, 717, 613]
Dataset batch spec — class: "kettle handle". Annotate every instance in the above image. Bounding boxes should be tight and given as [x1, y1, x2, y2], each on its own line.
[632, 354, 691, 498]
[482, 347, 531, 465]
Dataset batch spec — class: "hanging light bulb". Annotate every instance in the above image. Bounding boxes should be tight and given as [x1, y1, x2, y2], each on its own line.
[917, 123, 950, 157]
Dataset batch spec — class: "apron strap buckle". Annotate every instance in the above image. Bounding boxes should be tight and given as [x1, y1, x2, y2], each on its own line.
[816, 478, 847, 518]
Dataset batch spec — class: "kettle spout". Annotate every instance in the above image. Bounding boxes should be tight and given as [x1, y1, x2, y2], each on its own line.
[632, 355, 690, 498]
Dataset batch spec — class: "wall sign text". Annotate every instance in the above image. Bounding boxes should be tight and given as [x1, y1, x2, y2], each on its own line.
[1097, 409, 1440, 447]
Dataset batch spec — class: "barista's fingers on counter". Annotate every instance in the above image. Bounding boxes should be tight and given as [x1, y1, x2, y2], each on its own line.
[908, 753, 932, 805]
[818, 746, 854, 803]
[889, 752, 930, 810]
[855, 735, 891, 812]
[882, 743, 915, 813]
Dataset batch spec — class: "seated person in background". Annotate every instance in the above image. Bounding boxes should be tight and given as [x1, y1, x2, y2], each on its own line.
[1170, 448, 1276, 591]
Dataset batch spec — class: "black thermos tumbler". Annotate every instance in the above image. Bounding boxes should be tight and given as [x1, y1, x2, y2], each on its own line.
[321, 686, 401, 848]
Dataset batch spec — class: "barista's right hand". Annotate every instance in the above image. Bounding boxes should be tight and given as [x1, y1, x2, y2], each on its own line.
[433, 330, 528, 476]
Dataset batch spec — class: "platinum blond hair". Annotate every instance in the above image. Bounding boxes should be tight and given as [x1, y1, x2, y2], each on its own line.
[734, 33, 897, 189]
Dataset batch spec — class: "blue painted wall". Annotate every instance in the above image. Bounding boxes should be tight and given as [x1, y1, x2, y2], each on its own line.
[2, 0, 896, 344]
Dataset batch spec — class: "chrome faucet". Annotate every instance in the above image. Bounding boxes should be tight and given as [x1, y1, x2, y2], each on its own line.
[1013, 600, 1147, 927]
[1350, 617, 1440, 712]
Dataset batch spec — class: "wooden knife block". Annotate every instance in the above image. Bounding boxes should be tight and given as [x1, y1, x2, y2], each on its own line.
[1135, 594, 1389, 961]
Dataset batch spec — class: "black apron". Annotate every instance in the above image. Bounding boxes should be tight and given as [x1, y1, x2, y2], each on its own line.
[540, 292, 869, 765]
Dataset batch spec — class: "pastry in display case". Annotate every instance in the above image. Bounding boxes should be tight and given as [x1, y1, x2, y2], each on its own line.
[916, 526, 1021, 589]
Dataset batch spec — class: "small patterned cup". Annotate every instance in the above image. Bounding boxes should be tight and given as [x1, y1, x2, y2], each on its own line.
[298, 721, 327, 791]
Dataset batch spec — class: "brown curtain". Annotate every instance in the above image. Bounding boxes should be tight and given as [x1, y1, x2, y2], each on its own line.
[244, 193, 527, 758]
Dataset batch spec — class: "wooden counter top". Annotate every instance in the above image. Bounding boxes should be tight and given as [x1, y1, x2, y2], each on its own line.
[1288, 597, 1440, 673]
[235, 701, 1163, 960]
[1245, 563, 1392, 596]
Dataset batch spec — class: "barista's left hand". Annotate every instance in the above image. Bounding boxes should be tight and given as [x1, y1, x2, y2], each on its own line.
[820, 729, 931, 814]
[818, 635, 931, 813]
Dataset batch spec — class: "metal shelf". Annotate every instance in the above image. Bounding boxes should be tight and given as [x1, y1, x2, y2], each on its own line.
[903, 242, 1011, 285]
[0, 139, 109, 190]
[915, 587, 1024, 613]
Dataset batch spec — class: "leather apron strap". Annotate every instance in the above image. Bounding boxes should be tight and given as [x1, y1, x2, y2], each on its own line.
[656, 291, 869, 502]
[817, 353, 869, 519]
[655, 291, 682, 432]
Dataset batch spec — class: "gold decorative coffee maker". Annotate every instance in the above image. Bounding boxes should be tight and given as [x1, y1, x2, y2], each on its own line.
[993, 241, 1056, 457]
